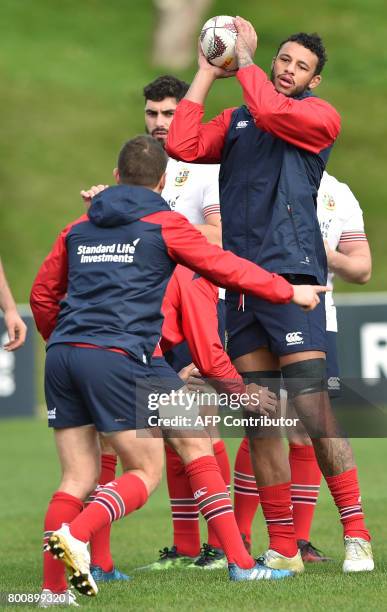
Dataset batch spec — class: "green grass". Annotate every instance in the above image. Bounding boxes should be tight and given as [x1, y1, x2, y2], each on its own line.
[1, 419, 386, 610]
[1, 0, 387, 297]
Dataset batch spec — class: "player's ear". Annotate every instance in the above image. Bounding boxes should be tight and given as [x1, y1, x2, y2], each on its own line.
[158, 172, 166, 193]
[309, 73, 322, 90]
[113, 167, 120, 183]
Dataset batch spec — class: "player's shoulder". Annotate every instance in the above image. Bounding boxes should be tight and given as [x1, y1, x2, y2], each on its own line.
[319, 172, 361, 214]
[62, 213, 89, 237]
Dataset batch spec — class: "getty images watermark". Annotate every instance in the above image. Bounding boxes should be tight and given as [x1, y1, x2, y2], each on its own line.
[146, 387, 300, 429]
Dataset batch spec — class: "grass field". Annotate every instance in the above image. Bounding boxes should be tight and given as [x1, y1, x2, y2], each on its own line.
[1, 418, 386, 611]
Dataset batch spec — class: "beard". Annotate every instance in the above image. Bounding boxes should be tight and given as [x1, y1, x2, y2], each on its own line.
[270, 67, 311, 98]
[145, 125, 167, 148]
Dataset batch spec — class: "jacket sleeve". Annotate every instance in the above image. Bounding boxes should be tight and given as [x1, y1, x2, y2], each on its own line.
[179, 272, 244, 389]
[237, 65, 341, 154]
[30, 227, 70, 341]
[166, 99, 235, 163]
[144, 211, 294, 304]
[160, 270, 184, 350]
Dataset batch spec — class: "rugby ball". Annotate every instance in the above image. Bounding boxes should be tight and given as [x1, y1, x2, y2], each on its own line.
[200, 15, 238, 71]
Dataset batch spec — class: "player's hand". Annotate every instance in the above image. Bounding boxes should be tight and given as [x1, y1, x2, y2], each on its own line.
[179, 363, 206, 391]
[245, 382, 277, 416]
[291, 285, 329, 311]
[3, 309, 27, 351]
[197, 39, 237, 79]
[80, 184, 109, 205]
[234, 16, 257, 67]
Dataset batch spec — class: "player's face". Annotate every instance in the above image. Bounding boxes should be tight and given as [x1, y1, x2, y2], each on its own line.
[144, 97, 178, 147]
[271, 42, 321, 97]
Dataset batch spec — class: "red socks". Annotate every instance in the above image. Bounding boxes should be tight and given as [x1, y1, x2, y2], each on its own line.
[166, 441, 231, 555]
[259, 482, 298, 557]
[207, 440, 231, 549]
[69, 472, 148, 543]
[165, 445, 200, 557]
[185, 455, 254, 569]
[325, 467, 370, 541]
[43, 491, 83, 592]
[89, 453, 118, 571]
[289, 443, 322, 542]
[233, 437, 260, 552]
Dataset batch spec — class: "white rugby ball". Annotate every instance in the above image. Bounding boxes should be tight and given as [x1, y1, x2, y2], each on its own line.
[200, 15, 238, 71]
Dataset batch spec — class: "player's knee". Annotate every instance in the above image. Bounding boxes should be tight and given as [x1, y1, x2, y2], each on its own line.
[281, 358, 327, 399]
[240, 370, 281, 396]
[60, 471, 100, 501]
[139, 464, 163, 494]
[171, 436, 212, 464]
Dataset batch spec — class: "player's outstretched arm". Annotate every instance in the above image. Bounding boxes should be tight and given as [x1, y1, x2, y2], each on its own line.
[291, 285, 329, 311]
[0, 259, 27, 351]
[150, 211, 294, 304]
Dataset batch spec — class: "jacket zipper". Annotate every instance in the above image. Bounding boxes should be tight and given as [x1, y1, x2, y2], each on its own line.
[287, 204, 302, 250]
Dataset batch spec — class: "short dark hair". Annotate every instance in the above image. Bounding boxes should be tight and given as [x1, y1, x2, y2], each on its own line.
[276, 32, 327, 75]
[143, 75, 189, 102]
[117, 135, 168, 188]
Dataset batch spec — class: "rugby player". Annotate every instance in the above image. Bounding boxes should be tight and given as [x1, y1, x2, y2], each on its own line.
[233, 171, 372, 561]
[166, 18, 374, 573]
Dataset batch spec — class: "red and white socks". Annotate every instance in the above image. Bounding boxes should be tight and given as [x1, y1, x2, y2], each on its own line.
[234, 437, 260, 552]
[165, 444, 200, 557]
[69, 471, 148, 543]
[325, 467, 370, 541]
[88, 453, 118, 571]
[185, 455, 254, 568]
[43, 491, 83, 593]
[166, 440, 231, 555]
[289, 443, 321, 542]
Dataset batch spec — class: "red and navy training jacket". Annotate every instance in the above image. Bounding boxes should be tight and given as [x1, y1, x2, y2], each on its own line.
[167, 64, 341, 293]
[159, 265, 244, 393]
[30, 184, 293, 364]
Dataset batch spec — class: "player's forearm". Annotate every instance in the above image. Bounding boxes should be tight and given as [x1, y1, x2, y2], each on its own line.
[184, 69, 217, 105]
[328, 251, 372, 284]
[194, 223, 222, 247]
[0, 263, 17, 314]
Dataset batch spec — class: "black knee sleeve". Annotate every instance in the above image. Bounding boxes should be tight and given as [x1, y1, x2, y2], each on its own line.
[281, 358, 327, 399]
[239, 370, 281, 396]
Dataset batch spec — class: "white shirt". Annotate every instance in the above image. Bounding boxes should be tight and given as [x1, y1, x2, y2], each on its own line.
[163, 158, 224, 299]
[317, 172, 367, 332]
[162, 159, 220, 224]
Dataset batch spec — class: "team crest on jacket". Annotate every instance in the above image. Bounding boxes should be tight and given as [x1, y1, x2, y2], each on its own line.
[174, 167, 190, 186]
[322, 192, 336, 211]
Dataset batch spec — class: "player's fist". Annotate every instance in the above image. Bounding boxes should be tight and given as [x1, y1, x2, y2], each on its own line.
[291, 285, 329, 311]
[3, 309, 27, 351]
[245, 382, 277, 416]
[234, 16, 258, 67]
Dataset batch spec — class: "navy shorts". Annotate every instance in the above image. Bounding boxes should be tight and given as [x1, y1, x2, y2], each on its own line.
[226, 276, 327, 359]
[165, 299, 226, 373]
[326, 331, 341, 397]
[45, 344, 184, 432]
